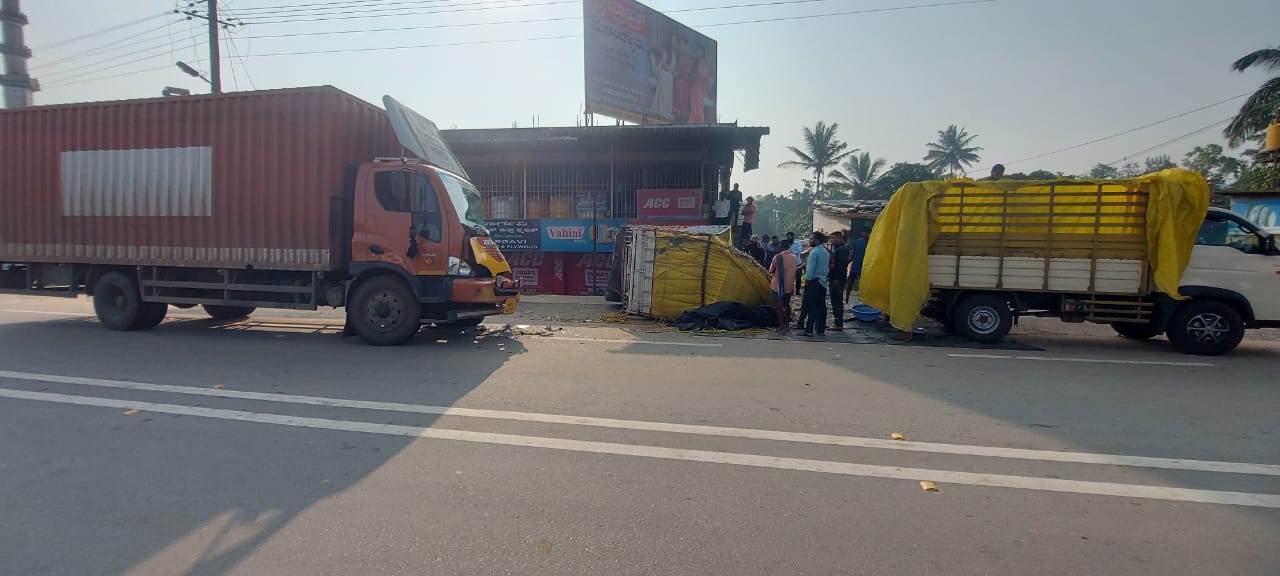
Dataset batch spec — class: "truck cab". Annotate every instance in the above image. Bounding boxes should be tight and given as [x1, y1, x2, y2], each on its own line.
[1158, 207, 1280, 354]
[346, 158, 519, 345]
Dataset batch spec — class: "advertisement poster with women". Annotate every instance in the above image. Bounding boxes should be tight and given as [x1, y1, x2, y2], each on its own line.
[583, 0, 717, 125]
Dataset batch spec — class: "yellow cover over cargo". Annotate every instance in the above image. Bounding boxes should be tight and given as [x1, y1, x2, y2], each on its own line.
[624, 228, 771, 320]
[860, 169, 1211, 331]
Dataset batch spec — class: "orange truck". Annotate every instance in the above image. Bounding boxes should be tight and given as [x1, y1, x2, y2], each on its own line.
[0, 87, 519, 345]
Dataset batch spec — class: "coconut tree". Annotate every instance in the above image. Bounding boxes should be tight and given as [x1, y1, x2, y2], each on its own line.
[778, 121, 856, 199]
[923, 125, 983, 177]
[1224, 45, 1280, 148]
[829, 152, 887, 199]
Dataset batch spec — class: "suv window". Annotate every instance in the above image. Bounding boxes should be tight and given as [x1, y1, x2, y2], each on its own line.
[1197, 216, 1261, 254]
[374, 171, 411, 213]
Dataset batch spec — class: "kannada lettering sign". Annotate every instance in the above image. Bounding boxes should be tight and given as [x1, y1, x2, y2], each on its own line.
[486, 220, 542, 251]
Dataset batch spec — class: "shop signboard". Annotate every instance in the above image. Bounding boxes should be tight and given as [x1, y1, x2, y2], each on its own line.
[505, 251, 565, 294]
[583, 0, 717, 125]
[486, 219, 542, 251]
[541, 218, 627, 252]
[637, 188, 702, 219]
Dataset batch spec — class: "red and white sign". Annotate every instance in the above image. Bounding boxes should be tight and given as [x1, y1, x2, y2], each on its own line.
[565, 253, 613, 296]
[637, 189, 703, 220]
[505, 251, 564, 295]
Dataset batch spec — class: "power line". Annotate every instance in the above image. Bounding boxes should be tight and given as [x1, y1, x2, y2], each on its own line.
[1105, 117, 1233, 166]
[242, 0, 867, 40]
[242, 0, 578, 24]
[41, 0, 992, 89]
[231, 0, 466, 16]
[31, 20, 178, 71]
[37, 33, 203, 82]
[32, 12, 169, 51]
[980, 91, 1252, 171]
[41, 64, 174, 90]
[240, 0, 997, 57]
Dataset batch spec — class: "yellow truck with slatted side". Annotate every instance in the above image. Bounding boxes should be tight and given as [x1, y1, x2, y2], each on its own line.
[861, 169, 1280, 355]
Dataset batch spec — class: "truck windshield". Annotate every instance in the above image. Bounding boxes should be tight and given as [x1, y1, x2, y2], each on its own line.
[437, 171, 485, 229]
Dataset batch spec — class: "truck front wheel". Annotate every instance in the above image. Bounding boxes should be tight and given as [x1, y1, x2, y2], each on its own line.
[93, 271, 144, 331]
[1166, 300, 1244, 356]
[349, 276, 421, 346]
[952, 294, 1013, 344]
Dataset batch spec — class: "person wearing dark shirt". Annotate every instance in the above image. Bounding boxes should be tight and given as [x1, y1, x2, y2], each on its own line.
[845, 229, 869, 300]
[827, 231, 851, 331]
[727, 183, 743, 228]
[746, 234, 767, 266]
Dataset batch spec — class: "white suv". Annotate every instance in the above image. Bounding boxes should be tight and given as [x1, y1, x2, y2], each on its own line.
[1153, 207, 1280, 354]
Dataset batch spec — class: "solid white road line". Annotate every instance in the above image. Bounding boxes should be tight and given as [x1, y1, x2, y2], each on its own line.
[541, 337, 722, 348]
[2, 369, 1275, 477]
[0, 309, 88, 317]
[1, 387, 1276, 509]
[947, 353, 1216, 367]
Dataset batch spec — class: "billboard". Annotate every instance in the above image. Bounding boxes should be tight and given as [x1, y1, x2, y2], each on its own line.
[583, 0, 717, 125]
[1231, 196, 1280, 234]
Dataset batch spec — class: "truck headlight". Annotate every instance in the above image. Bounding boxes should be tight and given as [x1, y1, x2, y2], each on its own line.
[448, 256, 473, 277]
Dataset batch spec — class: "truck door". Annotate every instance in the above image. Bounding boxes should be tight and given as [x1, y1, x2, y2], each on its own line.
[357, 169, 447, 276]
[1184, 212, 1280, 321]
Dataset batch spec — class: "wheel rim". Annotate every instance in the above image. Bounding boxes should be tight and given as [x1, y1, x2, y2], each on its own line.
[1186, 313, 1229, 343]
[967, 305, 1001, 335]
[363, 290, 405, 333]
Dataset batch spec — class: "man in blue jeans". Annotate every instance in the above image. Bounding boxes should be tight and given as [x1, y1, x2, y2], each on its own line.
[799, 231, 830, 336]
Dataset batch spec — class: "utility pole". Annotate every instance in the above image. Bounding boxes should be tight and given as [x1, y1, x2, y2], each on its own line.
[0, 0, 38, 108]
[207, 0, 219, 93]
[178, 1, 237, 94]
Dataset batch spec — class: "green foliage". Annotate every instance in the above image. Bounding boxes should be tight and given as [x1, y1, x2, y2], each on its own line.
[829, 152, 888, 200]
[1225, 46, 1280, 148]
[1181, 144, 1246, 190]
[752, 181, 817, 238]
[1005, 169, 1061, 180]
[874, 163, 941, 198]
[1144, 155, 1177, 172]
[1089, 164, 1120, 179]
[1236, 163, 1280, 190]
[778, 121, 857, 199]
[923, 125, 982, 176]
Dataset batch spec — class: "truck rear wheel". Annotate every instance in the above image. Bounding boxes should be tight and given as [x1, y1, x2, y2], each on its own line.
[349, 276, 421, 346]
[1112, 321, 1160, 340]
[93, 271, 144, 331]
[952, 294, 1012, 344]
[133, 302, 169, 330]
[203, 305, 256, 320]
[1166, 300, 1244, 356]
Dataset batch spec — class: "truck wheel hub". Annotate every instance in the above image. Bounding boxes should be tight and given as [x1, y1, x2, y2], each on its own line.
[365, 291, 404, 331]
[968, 307, 999, 334]
[1187, 313, 1228, 343]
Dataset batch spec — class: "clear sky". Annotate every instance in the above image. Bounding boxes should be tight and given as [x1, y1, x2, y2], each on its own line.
[17, 0, 1279, 196]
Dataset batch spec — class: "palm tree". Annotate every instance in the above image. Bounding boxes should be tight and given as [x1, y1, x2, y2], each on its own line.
[829, 152, 887, 199]
[778, 121, 856, 199]
[1224, 46, 1280, 148]
[923, 125, 982, 177]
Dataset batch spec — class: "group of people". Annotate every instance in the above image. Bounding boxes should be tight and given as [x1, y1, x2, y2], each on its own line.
[648, 33, 713, 124]
[762, 229, 869, 337]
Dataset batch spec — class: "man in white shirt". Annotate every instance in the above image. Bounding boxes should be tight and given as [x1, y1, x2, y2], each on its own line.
[713, 193, 731, 225]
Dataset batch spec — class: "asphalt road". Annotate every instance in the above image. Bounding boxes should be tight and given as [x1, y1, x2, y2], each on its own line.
[0, 294, 1277, 576]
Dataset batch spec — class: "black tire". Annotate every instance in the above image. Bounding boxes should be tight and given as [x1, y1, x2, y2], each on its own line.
[952, 294, 1013, 344]
[349, 276, 421, 346]
[1112, 321, 1160, 340]
[92, 271, 143, 331]
[202, 305, 256, 319]
[1165, 300, 1245, 356]
[132, 302, 169, 330]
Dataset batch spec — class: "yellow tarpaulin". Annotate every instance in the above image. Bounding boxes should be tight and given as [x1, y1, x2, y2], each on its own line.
[648, 231, 771, 320]
[860, 169, 1210, 331]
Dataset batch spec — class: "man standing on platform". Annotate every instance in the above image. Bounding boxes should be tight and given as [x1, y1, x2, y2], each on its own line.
[827, 231, 850, 331]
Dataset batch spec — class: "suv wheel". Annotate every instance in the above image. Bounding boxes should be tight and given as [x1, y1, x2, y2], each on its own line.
[1166, 300, 1245, 356]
